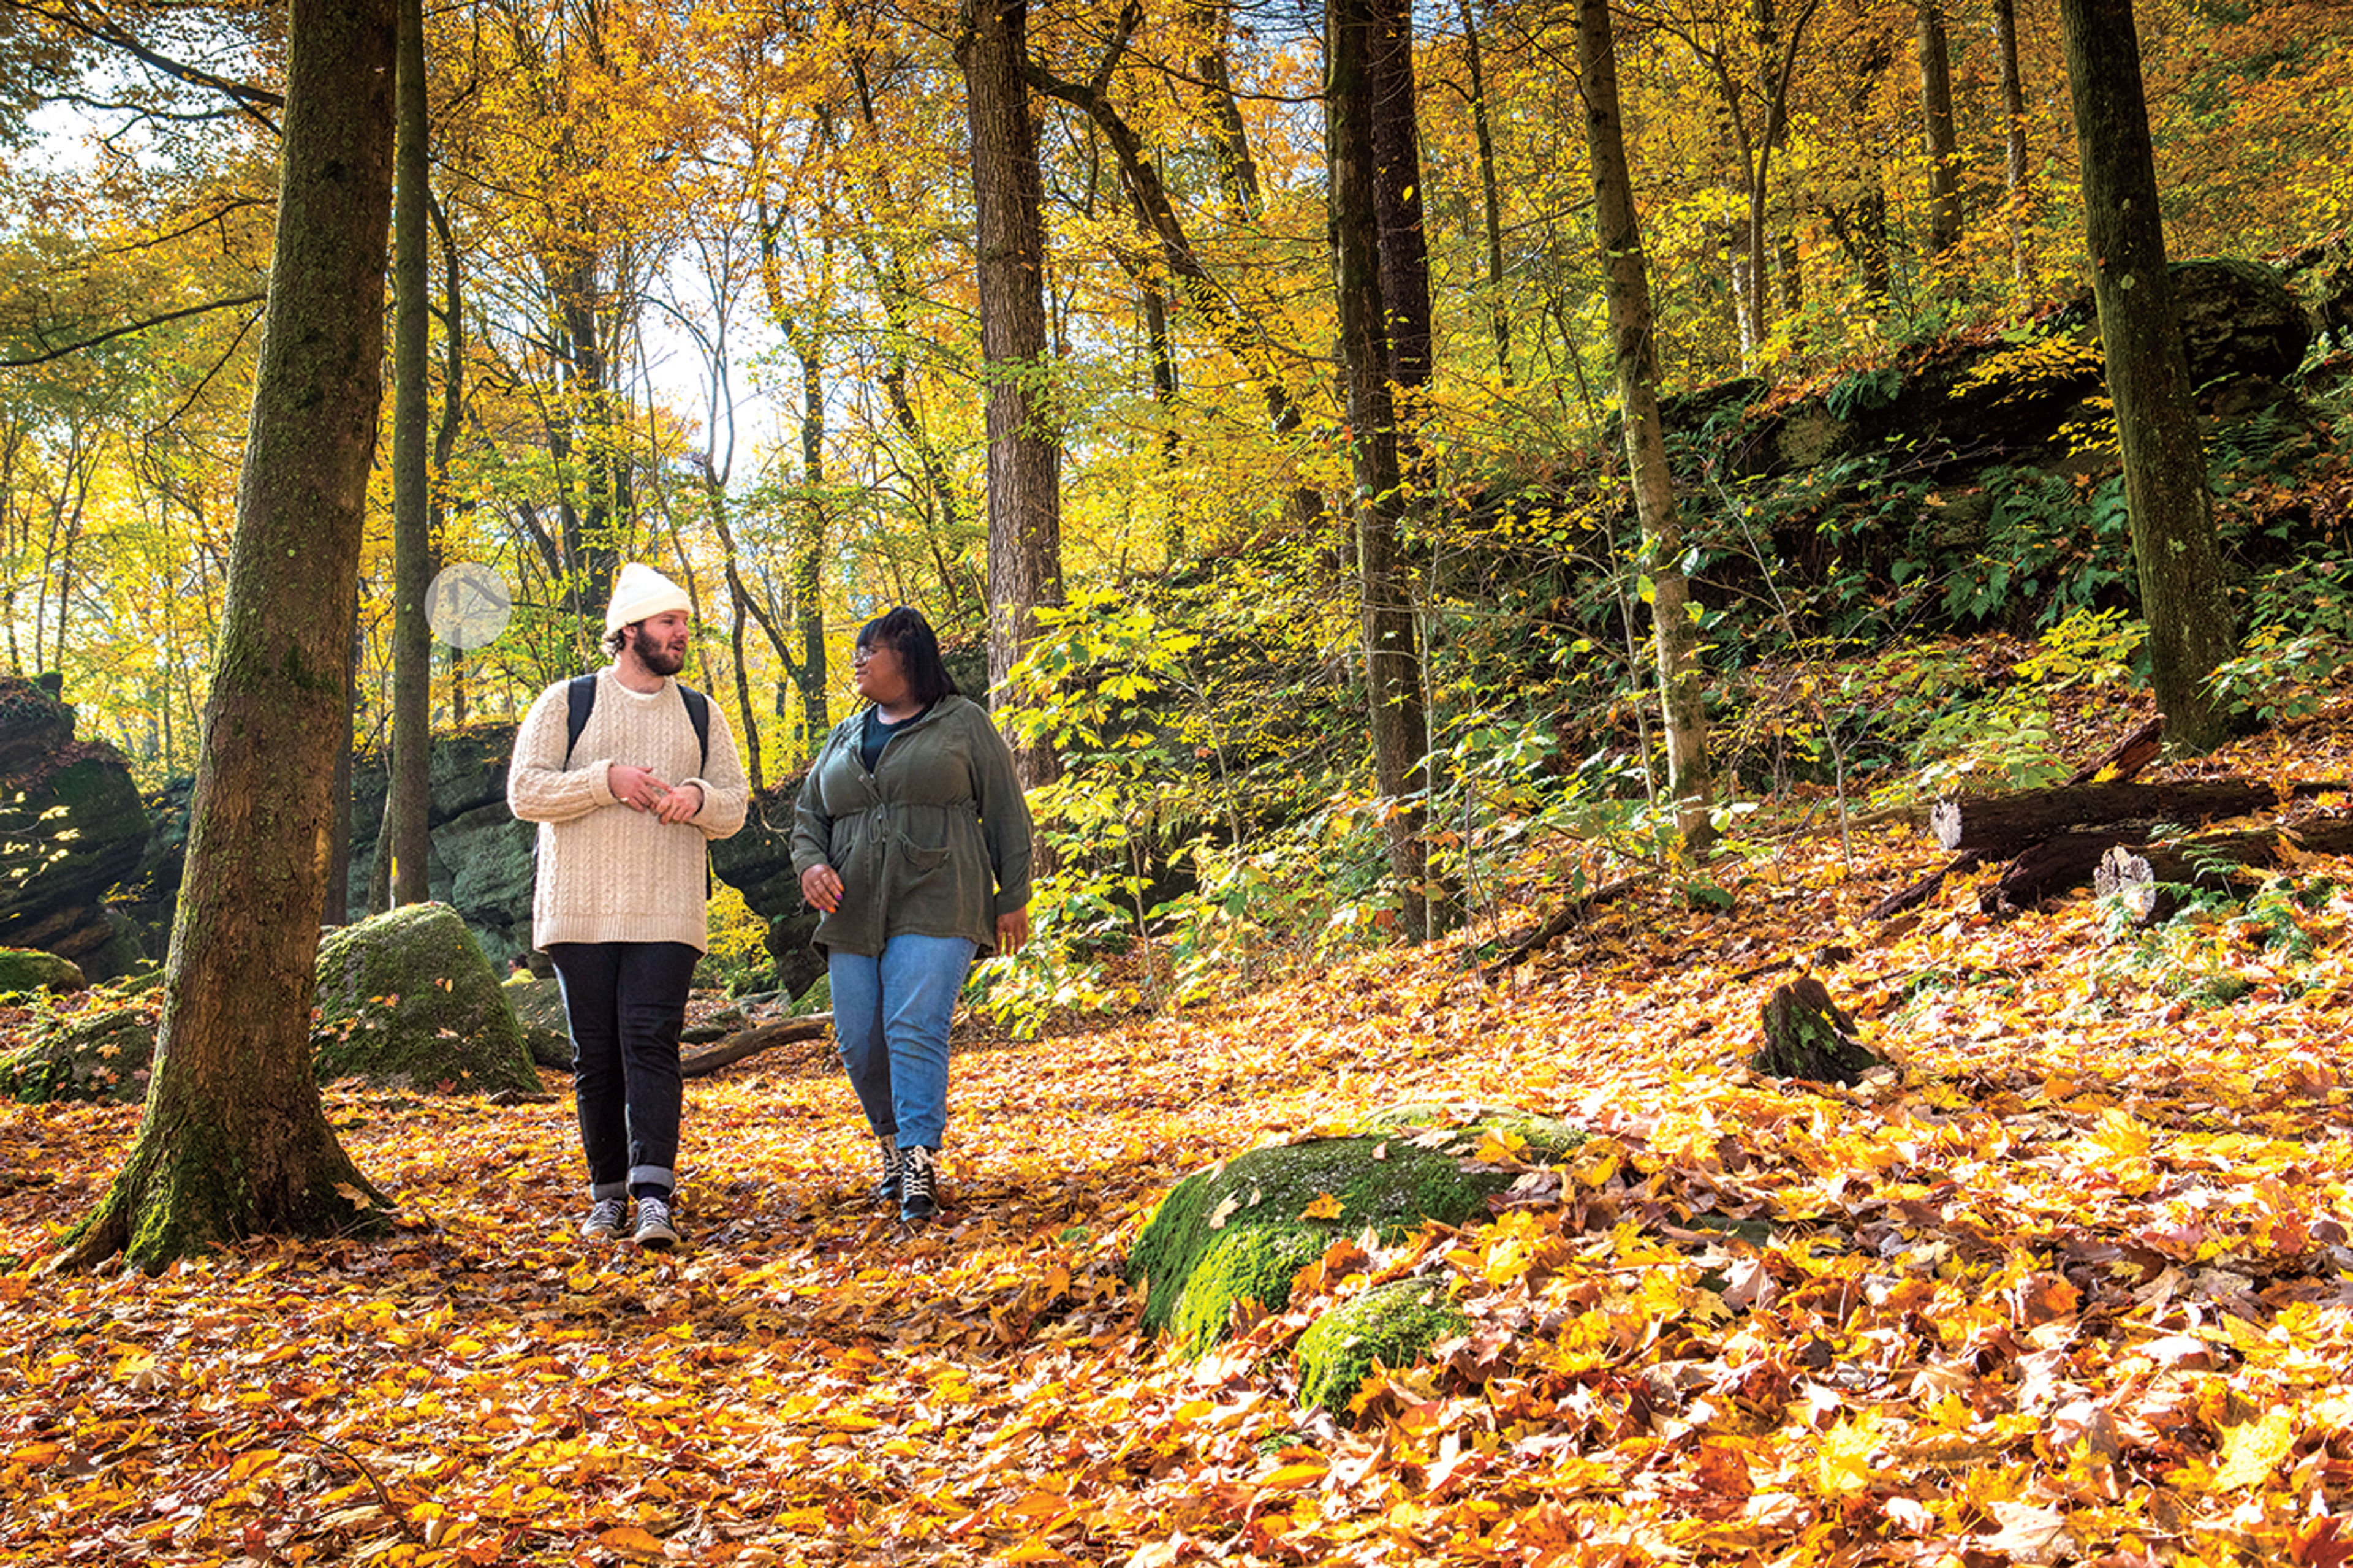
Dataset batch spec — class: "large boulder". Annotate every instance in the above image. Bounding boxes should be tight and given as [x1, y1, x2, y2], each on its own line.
[0, 947, 86, 994]
[0, 676, 151, 979]
[311, 903, 540, 1093]
[0, 1004, 153, 1105]
[2169, 256, 2310, 387]
[346, 722, 537, 962]
[504, 975, 574, 1069]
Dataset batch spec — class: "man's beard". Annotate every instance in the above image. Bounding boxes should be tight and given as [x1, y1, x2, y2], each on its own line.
[635, 638, 686, 677]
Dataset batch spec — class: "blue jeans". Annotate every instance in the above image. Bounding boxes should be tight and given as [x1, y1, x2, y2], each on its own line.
[829, 934, 976, 1151]
[548, 941, 700, 1200]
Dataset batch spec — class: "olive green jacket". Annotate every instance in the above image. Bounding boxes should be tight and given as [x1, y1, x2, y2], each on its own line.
[789, 695, 1034, 957]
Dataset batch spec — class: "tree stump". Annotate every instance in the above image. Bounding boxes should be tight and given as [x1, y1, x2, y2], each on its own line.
[1752, 976, 1881, 1085]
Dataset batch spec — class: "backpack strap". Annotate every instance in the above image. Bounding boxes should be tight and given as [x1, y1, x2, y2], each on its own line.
[678, 684, 711, 775]
[563, 673, 598, 767]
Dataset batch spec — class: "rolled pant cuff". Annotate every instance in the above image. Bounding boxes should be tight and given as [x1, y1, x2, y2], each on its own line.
[590, 1180, 630, 1201]
[630, 1165, 675, 1196]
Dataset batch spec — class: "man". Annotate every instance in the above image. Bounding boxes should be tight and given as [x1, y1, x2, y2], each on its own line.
[508, 563, 748, 1249]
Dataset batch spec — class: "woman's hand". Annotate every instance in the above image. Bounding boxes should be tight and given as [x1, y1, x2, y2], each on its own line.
[995, 904, 1030, 951]
[800, 862, 844, 914]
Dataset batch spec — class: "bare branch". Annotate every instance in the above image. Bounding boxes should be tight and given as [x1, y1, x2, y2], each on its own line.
[0, 293, 264, 368]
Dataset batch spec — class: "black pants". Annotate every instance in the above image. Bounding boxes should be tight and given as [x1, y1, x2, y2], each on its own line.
[547, 941, 699, 1200]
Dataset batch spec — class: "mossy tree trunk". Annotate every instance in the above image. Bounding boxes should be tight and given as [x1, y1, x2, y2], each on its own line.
[61, 0, 396, 1271]
[1578, 0, 1714, 856]
[2058, 0, 2234, 750]
[958, 0, 1066, 794]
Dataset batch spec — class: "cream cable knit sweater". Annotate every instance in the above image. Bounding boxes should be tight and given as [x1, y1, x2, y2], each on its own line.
[507, 668, 749, 952]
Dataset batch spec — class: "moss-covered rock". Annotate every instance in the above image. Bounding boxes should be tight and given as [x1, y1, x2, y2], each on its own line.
[1294, 1279, 1466, 1415]
[504, 975, 574, 1070]
[0, 1006, 154, 1104]
[312, 903, 540, 1093]
[1126, 1110, 1583, 1342]
[0, 947, 86, 994]
[794, 973, 831, 1017]
[1169, 1224, 1330, 1357]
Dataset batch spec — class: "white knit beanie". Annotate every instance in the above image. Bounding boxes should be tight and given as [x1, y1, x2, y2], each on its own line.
[604, 562, 692, 636]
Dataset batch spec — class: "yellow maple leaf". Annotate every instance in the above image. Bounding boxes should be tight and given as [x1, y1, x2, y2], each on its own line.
[1300, 1192, 1344, 1221]
[2211, 1408, 2295, 1491]
[1816, 1411, 1883, 1496]
[1474, 1127, 1528, 1164]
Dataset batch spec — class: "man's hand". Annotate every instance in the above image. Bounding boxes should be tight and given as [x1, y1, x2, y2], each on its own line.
[653, 781, 703, 825]
[608, 763, 670, 812]
[800, 863, 844, 914]
[996, 904, 1030, 951]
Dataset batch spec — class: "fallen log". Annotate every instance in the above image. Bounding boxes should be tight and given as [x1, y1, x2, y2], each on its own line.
[1929, 780, 2300, 854]
[1499, 871, 1658, 968]
[2021, 817, 2353, 922]
[680, 1014, 832, 1078]
[2062, 716, 2164, 786]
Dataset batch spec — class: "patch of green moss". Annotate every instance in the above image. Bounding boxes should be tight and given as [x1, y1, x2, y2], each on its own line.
[1169, 1224, 1328, 1357]
[1128, 1121, 1564, 1339]
[1294, 1279, 1466, 1416]
[1355, 1102, 1587, 1161]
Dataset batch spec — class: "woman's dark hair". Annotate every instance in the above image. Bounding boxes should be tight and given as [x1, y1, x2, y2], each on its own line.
[857, 607, 958, 705]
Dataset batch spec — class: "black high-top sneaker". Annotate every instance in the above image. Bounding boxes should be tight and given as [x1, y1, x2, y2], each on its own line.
[874, 1133, 901, 1203]
[898, 1145, 938, 1222]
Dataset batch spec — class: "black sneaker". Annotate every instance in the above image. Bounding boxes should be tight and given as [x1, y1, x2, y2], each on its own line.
[633, 1194, 680, 1250]
[580, 1197, 629, 1241]
[898, 1146, 938, 1222]
[874, 1134, 901, 1203]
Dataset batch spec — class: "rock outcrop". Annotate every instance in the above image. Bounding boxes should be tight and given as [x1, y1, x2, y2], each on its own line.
[709, 778, 824, 1002]
[0, 676, 150, 979]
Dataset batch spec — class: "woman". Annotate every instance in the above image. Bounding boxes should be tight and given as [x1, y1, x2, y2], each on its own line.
[790, 607, 1034, 1222]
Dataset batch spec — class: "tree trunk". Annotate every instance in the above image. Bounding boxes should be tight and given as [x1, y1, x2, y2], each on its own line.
[1917, 0, 1963, 254]
[1578, 0, 1715, 854]
[790, 322, 830, 748]
[2059, 0, 2234, 749]
[388, 0, 431, 907]
[1332, 0, 1431, 939]
[62, 0, 396, 1271]
[1191, 2, 1262, 218]
[960, 0, 1064, 789]
[1457, 0, 1511, 382]
[1994, 0, 2029, 294]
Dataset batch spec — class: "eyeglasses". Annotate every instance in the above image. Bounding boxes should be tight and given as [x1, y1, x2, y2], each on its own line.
[852, 644, 893, 666]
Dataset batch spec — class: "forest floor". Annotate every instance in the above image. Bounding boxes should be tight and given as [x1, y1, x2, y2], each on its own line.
[4, 684, 2353, 1566]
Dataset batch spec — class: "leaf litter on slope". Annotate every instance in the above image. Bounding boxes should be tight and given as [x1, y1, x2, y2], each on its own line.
[2, 689, 2353, 1562]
